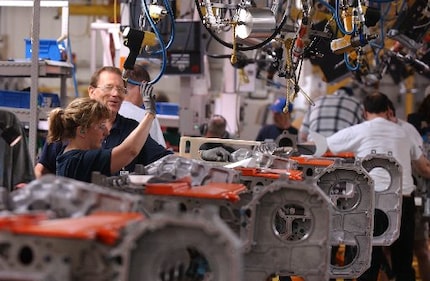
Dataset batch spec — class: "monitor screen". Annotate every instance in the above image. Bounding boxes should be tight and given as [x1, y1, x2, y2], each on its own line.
[137, 20, 205, 75]
[165, 20, 204, 75]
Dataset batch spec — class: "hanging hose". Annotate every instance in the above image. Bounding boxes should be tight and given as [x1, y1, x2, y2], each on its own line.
[146, 0, 176, 53]
[140, 0, 177, 84]
[122, 0, 176, 85]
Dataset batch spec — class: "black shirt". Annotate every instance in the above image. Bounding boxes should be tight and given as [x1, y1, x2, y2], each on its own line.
[57, 149, 112, 182]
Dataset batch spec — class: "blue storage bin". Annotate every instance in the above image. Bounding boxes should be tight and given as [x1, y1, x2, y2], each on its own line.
[25, 39, 66, 61]
[38, 93, 61, 107]
[0, 90, 60, 109]
[156, 102, 179, 115]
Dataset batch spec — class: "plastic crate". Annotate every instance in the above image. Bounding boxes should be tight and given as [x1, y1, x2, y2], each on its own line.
[156, 102, 179, 116]
[25, 39, 65, 61]
[38, 93, 61, 107]
[0, 90, 60, 109]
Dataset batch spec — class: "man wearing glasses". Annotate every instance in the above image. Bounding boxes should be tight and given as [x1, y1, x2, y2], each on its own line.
[34, 66, 172, 179]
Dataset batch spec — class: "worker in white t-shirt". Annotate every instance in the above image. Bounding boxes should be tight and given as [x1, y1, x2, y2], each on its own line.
[318, 92, 430, 281]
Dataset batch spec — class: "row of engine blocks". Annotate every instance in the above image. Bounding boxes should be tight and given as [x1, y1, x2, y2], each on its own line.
[0, 152, 410, 281]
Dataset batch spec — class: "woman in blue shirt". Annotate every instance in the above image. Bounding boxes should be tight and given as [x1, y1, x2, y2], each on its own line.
[48, 87, 155, 183]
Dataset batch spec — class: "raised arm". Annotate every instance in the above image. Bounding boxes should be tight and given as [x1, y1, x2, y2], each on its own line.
[110, 83, 156, 173]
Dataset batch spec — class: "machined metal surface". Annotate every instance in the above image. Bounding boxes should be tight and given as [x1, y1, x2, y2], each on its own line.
[316, 162, 374, 278]
[123, 207, 243, 281]
[235, 8, 277, 39]
[275, 130, 298, 148]
[360, 153, 402, 246]
[144, 154, 240, 186]
[241, 178, 332, 281]
[1, 152, 404, 280]
[0, 227, 116, 281]
[0, 176, 243, 281]
[0, 209, 242, 281]
[143, 190, 251, 234]
[8, 175, 146, 217]
[239, 174, 278, 192]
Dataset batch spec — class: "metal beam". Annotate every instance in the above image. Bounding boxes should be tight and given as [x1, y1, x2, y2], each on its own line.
[66, 4, 120, 17]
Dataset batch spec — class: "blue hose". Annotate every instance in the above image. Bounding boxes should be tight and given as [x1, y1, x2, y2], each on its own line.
[66, 35, 79, 97]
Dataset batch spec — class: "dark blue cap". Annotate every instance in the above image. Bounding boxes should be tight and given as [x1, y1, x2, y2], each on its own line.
[269, 97, 293, 113]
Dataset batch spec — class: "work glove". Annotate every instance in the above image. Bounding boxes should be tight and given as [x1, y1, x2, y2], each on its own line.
[200, 147, 231, 162]
[140, 82, 156, 115]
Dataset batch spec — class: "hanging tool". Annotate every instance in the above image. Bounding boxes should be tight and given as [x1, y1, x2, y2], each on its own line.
[122, 27, 157, 70]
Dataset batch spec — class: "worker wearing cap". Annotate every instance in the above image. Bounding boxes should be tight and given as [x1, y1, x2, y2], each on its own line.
[255, 97, 298, 142]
